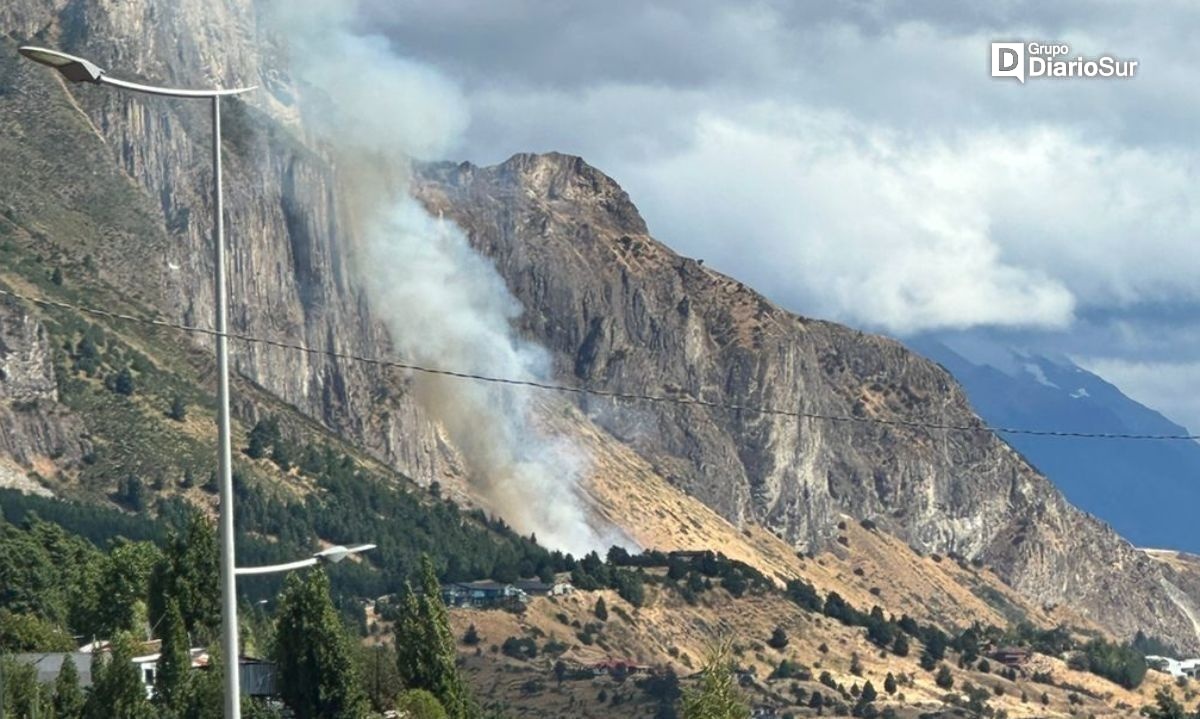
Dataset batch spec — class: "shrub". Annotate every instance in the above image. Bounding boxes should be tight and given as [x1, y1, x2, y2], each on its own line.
[770, 660, 809, 681]
[935, 666, 954, 689]
[768, 626, 789, 650]
[167, 395, 187, 422]
[501, 636, 537, 661]
[394, 689, 447, 719]
[109, 367, 135, 396]
[462, 624, 480, 646]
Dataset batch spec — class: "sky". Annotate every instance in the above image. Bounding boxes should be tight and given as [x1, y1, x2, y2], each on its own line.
[345, 1, 1200, 430]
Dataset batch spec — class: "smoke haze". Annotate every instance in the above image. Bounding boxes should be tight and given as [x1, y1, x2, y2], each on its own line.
[268, 0, 613, 556]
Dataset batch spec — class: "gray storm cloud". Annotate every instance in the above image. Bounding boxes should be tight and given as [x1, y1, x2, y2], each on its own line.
[267, 0, 613, 556]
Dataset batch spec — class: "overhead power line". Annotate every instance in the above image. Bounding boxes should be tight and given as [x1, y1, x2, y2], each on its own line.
[3, 285, 1198, 442]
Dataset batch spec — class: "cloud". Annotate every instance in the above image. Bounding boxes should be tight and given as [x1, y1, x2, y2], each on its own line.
[350, 1, 1200, 336]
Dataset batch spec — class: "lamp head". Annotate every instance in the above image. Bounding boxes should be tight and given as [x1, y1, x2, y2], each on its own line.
[313, 544, 376, 565]
[19, 46, 105, 83]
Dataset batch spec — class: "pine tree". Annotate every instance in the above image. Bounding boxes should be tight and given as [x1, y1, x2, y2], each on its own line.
[394, 583, 425, 689]
[155, 597, 191, 713]
[54, 653, 86, 719]
[861, 681, 877, 703]
[892, 633, 909, 657]
[935, 665, 954, 689]
[150, 512, 220, 637]
[594, 597, 609, 621]
[680, 642, 750, 719]
[274, 568, 368, 719]
[111, 367, 135, 396]
[884, 672, 897, 695]
[84, 633, 154, 719]
[416, 556, 476, 719]
[393, 557, 477, 719]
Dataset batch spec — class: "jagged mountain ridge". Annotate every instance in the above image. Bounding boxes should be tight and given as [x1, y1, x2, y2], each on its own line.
[411, 154, 1200, 649]
[911, 336, 1200, 553]
[3, 0, 1200, 652]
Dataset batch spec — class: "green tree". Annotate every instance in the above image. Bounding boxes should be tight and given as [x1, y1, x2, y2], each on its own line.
[883, 672, 897, 696]
[245, 418, 280, 460]
[88, 540, 160, 638]
[462, 624, 480, 646]
[395, 689, 449, 719]
[1, 658, 45, 719]
[54, 653, 86, 719]
[935, 665, 954, 690]
[111, 367, 135, 396]
[394, 584, 425, 690]
[274, 568, 368, 719]
[167, 396, 187, 422]
[393, 557, 477, 719]
[84, 633, 154, 719]
[680, 643, 750, 719]
[892, 633, 909, 657]
[155, 597, 191, 714]
[1144, 687, 1188, 719]
[767, 626, 789, 650]
[594, 597, 609, 621]
[149, 512, 220, 637]
[177, 647, 225, 719]
[116, 475, 147, 512]
[861, 681, 877, 703]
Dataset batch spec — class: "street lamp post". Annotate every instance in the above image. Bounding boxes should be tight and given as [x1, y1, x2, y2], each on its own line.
[20, 45, 254, 719]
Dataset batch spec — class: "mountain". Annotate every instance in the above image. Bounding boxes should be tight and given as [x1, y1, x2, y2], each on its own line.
[911, 336, 1200, 553]
[4, 0, 1200, 674]
[410, 155, 1200, 648]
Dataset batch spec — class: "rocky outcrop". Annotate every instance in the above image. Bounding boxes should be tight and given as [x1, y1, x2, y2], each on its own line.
[0, 298, 87, 488]
[412, 153, 1200, 649]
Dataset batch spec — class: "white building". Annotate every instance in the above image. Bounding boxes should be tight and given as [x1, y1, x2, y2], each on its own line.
[1146, 655, 1200, 678]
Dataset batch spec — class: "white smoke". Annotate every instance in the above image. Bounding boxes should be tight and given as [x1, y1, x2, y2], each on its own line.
[266, 0, 613, 555]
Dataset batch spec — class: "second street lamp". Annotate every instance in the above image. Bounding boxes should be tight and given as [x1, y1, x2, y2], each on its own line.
[236, 544, 378, 576]
[20, 45, 254, 719]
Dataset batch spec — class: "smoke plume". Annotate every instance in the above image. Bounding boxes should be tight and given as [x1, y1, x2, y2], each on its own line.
[267, 0, 614, 556]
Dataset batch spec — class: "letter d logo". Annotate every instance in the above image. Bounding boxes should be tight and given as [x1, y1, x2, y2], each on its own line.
[991, 42, 1025, 83]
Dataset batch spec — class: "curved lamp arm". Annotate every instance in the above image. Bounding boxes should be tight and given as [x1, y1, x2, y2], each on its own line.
[19, 45, 254, 98]
[235, 557, 319, 576]
[235, 544, 377, 576]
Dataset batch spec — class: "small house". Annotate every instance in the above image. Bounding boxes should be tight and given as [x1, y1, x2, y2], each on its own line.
[441, 580, 528, 608]
[991, 646, 1031, 667]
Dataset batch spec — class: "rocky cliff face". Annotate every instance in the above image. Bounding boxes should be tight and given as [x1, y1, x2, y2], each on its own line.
[4, 0, 1200, 649]
[2, 0, 459, 487]
[0, 298, 88, 492]
[411, 154, 1200, 648]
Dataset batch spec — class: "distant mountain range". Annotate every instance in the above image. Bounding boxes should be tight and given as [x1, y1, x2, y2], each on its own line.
[910, 335, 1200, 553]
